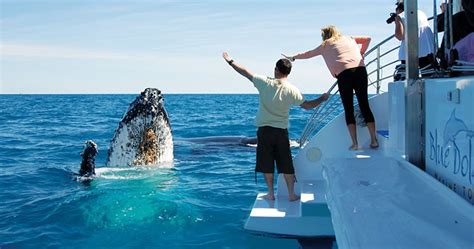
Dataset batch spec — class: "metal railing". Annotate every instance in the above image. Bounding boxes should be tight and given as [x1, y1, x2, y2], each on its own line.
[299, 82, 340, 146]
[364, 35, 401, 94]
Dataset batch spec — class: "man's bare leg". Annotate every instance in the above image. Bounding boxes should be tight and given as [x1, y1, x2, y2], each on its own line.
[261, 173, 275, 200]
[284, 174, 299, 201]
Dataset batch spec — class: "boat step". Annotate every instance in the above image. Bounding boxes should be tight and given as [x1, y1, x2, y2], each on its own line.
[245, 193, 334, 237]
[300, 180, 331, 217]
[249, 193, 301, 218]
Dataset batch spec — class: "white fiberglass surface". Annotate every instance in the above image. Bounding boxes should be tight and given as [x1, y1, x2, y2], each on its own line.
[323, 157, 474, 249]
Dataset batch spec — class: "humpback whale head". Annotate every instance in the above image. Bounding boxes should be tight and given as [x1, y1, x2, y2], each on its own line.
[106, 88, 173, 167]
[79, 140, 98, 176]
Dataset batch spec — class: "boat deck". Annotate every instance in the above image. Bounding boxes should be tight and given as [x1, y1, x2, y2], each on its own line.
[324, 156, 474, 249]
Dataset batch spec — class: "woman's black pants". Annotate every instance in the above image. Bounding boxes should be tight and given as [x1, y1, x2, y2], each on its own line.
[336, 66, 375, 125]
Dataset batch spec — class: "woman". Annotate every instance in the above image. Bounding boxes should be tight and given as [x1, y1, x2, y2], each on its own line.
[285, 25, 377, 150]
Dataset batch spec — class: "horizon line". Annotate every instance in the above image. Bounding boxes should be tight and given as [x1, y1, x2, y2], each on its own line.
[0, 92, 328, 95]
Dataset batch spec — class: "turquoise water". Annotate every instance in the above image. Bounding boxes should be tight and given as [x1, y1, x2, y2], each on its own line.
[0, 94, 333, 248]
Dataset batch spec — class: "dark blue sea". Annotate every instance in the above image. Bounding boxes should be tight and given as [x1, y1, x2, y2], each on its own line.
[0, 94, 333, 249]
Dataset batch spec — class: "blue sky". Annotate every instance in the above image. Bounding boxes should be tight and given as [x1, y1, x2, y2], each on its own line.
[1, 0, 436, 94]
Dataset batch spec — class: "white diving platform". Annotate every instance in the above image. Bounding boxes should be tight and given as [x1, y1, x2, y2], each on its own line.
[245, 180, 334, 238]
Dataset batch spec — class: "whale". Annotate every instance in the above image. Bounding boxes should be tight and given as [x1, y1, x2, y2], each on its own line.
[78, 140, 98, 177]
[182, 136, 300, 148]
[106, 88, 173, 167]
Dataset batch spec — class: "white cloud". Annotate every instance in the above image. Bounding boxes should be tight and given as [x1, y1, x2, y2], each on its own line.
[0, 43, 159, 60]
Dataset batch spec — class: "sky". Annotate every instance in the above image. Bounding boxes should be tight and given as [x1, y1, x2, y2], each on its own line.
[1, 0, 438, 94]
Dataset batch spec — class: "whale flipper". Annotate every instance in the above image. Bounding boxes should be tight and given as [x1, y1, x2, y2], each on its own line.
[79, 140, 98, 176]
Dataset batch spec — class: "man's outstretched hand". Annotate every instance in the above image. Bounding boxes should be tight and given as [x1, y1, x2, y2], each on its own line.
[321, 93, 329, 101]
[221, 52, 253, 81]
[222, 52, 232, 63]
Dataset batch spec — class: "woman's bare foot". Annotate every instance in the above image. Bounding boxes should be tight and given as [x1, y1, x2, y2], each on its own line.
[289, 194, 300, 202]
[370, 139, 379, 149]
[261, 193, 275, 201]
[349, 144, 358, 151]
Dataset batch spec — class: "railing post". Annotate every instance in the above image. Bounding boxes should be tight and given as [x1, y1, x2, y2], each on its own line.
[376, 47, 381, 94]
[433, 0, 438, 63]
[405, 0, 425, 170]
[406, 0, 419, 80]
[448, 0, 454, 52]
[444, 0, 450, 56]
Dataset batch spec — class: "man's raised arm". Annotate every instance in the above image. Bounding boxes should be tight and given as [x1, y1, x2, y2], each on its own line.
[222, 52, 254, 82]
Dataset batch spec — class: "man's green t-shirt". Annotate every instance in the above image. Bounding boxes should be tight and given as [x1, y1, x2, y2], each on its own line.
[252, 74, 305, 129]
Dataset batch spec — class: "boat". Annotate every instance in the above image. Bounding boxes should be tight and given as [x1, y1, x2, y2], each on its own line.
[244, 0, 474, 248]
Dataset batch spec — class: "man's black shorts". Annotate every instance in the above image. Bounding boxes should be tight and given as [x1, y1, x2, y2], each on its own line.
[256, 126, 294, 174]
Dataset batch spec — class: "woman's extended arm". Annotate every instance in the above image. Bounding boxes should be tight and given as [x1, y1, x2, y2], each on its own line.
[286, 45, 323, 61]
[353, 36, 372, 55]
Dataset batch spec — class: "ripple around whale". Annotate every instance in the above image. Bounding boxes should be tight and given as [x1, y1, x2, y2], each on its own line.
[94, 166, 175, 180]
[78, 168, 201, 230]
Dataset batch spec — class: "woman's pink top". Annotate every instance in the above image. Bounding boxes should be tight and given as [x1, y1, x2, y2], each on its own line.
[296, 36, 367, 77]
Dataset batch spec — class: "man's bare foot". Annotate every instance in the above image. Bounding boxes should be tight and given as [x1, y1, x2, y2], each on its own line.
[349, 144, 358, 151]
[261, 193, 275, 201]
[289, 194, 300, 202]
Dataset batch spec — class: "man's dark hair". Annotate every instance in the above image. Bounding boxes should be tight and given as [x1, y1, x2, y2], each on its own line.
[276, 59, 292, 75]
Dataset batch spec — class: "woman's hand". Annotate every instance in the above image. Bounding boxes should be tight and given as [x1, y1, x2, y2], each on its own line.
[281, 53, 295, 62]
[354, 36, 371, 55]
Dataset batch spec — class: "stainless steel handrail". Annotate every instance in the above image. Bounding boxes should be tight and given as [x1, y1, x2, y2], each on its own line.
[299, 81, 340, 146]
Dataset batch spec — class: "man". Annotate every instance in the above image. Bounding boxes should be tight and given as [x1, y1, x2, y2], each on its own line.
[392, 0, 436, 79]
[222, 52, 328, 201]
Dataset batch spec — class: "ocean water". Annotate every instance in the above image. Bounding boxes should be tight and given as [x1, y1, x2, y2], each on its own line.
[0, 94, 334, 249]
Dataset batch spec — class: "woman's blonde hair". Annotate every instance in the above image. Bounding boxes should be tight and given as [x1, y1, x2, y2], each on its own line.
[321, 25, 342, 46]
